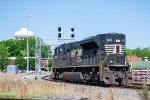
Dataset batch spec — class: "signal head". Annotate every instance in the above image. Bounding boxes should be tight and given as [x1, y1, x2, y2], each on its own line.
[58, 27, 61, 32]
[58, 33, 61, 38]
[71, 28, 74, 32]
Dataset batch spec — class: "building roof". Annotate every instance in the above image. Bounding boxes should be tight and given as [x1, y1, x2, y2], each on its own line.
[125, 56, 142, 62]
[132, 61, 150, 69]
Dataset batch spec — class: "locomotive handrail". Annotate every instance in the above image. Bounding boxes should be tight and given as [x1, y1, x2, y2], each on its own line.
[108, 65, 129, 67]
[99, 54, 109, 75]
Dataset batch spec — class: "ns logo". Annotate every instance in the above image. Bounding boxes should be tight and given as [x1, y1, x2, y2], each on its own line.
[71, 49, 83, 57]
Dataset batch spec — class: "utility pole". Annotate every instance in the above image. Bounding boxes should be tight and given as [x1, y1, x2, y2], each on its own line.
[26, 18, 29, 73]
[26, 15, 32, 73]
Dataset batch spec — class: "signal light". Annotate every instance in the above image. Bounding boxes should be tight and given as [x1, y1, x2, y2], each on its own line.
[58, 33, 61, 38]
[58, 27, 61, 32]
[71, 34, 75, 38]
[71, 28, 74, 32]
[71, 28, 75, 38]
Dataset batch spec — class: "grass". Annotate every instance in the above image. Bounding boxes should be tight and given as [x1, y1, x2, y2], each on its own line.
[106, 90, 113, 100]
[2, 72, 146, 100]
[0, 93, 17, 99]
[136, 81, 150, 100]
[140, 82, 149, 100]
[0, 72, 101, 99]
[27, 93, 48, 99]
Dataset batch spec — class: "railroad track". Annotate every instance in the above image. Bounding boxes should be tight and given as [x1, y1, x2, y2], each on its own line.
[130, 82, 150, 89]
[41, 75, 53, 81]
[41, 75, 150, 90]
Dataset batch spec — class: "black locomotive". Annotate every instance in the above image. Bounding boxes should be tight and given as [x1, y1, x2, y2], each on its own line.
[53, 33, 132, 85]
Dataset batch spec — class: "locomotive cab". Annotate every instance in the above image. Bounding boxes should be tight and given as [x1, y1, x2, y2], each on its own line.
[99, 33, 132, 85]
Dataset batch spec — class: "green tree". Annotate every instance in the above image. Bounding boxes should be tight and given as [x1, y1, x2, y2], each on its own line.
[0, 44, 9, 71]
[15, 57, 26, 70]
[125, 47, 150, 60]
[28, 38, 36, 57]
[125, 48, 132, 56]
[29, 58, 35, 70]
[132, 47, 141, 57]
[141, 48, 150, 60]
[3, 39, 20, 57]
[20, 50, 27, 57]
[48, 59, 53, 71]
[0, 37, 52, 70]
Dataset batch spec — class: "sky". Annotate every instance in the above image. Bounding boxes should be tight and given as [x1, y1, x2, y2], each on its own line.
[0, 0, 150, 49]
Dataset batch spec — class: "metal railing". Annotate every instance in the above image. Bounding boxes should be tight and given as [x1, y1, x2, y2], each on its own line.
[132, 68, 150, 84]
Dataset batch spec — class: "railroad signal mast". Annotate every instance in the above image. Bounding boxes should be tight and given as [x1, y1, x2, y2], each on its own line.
[35, 27, 75, 74]
[35, 37, 42, 74]
[57, 27, 75, 41]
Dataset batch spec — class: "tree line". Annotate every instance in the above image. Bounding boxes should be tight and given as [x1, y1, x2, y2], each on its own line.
[0, 37, 150, 71]
[0, 38, 52, 71]
[125, 47, 150, 60]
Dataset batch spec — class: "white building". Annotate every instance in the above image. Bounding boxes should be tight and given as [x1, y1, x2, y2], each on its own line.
[15, 28, 35, 40]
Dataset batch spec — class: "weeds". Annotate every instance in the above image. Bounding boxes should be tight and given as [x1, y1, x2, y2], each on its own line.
[0, 72, 101, 99]
[141, 82, 149, 100]
[106, 90, 113, 100]
[0, 93, 17, 99]
[27, 93, 48, 99]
